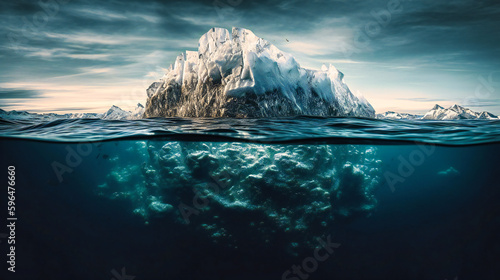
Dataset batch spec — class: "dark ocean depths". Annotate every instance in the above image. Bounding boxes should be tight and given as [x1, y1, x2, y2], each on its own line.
[0, 117, 499, 280]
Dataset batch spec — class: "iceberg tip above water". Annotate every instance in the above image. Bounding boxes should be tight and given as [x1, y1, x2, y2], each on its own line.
[144, 27, 375, 118]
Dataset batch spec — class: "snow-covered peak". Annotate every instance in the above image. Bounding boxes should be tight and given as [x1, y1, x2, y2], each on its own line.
[449, 104, 464, 112]
[101, 105, 129, 120]
[101, 104, 145, 120]
[478, 111, 499, 120]
[145, 27, 375, 118]
[423, 105, 449, 120]
[198, 27, 232, 54]
[376, 111, 422, 120]
[378, 104, 500, 120]
[322, 64, 344, 81]
[422, 104, 488, 120]
[431, 104, 444, 110]
[130, 103, 145, 120]
[448, 104, 478, 118]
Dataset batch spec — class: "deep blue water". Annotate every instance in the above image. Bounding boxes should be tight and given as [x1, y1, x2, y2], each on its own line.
[0, 117, 499, 280]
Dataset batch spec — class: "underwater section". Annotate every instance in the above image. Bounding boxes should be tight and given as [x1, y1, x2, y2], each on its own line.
[1, 137, 499, 279]
[96, 141, 381, 253]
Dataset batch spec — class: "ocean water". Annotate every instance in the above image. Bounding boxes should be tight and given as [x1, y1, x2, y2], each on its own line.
[0, 117, 499, 280]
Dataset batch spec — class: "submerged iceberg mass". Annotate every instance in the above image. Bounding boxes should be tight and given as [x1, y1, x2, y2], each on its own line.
[144, 27, 375, 118]
[97, 142, 381, 252]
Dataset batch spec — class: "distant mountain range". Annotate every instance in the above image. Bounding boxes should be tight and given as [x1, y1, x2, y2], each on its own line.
[377, 104, 499, 120]
[375, 111, 423, 120]
[0, 104, 144, 121]
[2, 103, 497, 121]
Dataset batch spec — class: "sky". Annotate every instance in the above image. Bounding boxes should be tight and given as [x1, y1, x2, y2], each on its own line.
[0, 0, 499, 114]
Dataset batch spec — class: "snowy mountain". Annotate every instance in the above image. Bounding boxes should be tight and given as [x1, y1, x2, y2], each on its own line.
[0, 109, 69, 121]
[68, 112, 102, 119]
[0, 104, 144, 121]
[377, 104, 499, 120]
[145, 27, 375, 118]
[101, 103, 145, 120]
[376, 111, 422, 120]
[478, 111, 499, 119]
[101, 105, 131, 120]
[130, 103, 145, 120]
[422, 104, 499, 120]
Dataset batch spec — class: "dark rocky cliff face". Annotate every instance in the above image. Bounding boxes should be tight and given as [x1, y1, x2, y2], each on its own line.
[144, 80, 349, 118]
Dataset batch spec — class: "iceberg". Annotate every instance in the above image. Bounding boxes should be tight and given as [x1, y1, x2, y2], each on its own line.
[144, 27, 375, 118]
[97, 141, 381, 252]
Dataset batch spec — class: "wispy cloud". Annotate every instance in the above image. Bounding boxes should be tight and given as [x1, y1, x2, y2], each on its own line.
[396, 97, 449, 103]
[0, 88, 43, 99]
[463, 98, 500, 108]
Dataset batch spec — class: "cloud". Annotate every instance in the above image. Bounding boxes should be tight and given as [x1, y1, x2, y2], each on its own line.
[463, 102, 500, 108]
[463, 104, 499, 108]
[0, 88, 43, 99]
[396, 97, 448, 102]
